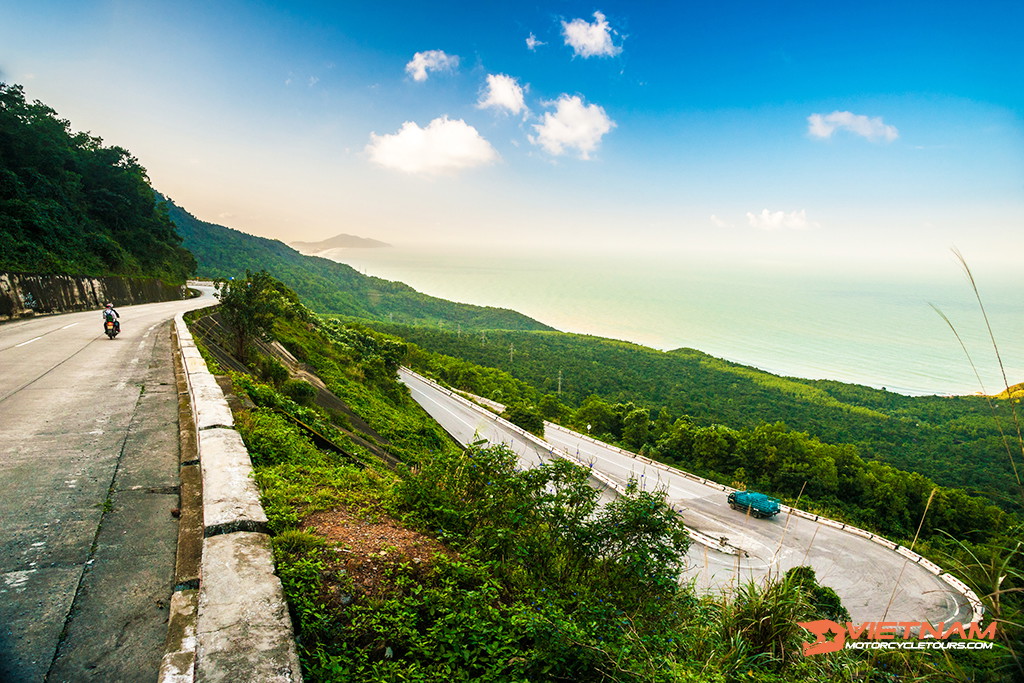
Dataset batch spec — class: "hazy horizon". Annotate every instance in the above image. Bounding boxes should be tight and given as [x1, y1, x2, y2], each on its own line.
[2, 1, 1021, 269]
[318, 242, 1023, 396]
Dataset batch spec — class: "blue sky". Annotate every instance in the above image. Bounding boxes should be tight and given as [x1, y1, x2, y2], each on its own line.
[2, 0, 1021, 268]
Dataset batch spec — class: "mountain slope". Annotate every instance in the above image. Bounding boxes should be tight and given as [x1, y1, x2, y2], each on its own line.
[378, 322, 1023, 511]
[166, 200, 552, 331]
[0, 84, 194, 282]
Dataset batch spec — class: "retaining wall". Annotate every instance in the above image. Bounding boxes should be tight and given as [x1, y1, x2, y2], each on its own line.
[161, 313, 302, 682]
[0, 271, 188, 320]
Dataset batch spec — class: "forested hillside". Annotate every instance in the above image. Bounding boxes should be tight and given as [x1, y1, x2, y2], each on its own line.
[167, 200, 552, 332]
[195, 274, 1020, 681]
[0, 84, 195, 282]
[375, 323, 1024, 512]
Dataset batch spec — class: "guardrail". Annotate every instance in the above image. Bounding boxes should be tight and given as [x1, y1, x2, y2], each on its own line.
[543, 425, 986, 623]
[161, 313, 302, 682]
[402, 368, 745, 556]
[403, 369, 986, 623]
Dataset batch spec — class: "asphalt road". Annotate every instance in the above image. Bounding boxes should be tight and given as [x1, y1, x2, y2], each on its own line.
[399, 369, 974, 625]
[0, 289, 216, 682]
[399, 368, 618, 505]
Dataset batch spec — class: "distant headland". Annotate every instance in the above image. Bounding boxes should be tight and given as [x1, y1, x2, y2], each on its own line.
[290, 233, 391, 253]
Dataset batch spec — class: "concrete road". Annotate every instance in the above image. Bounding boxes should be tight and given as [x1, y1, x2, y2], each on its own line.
[400, 368, 617, 505]
[399, 369, 974, 625]
[0, 289, 216, 682]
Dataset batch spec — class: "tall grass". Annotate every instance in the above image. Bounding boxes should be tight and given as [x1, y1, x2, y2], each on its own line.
[930, 250, 1024, 678]
[931, 250, 1024, 499]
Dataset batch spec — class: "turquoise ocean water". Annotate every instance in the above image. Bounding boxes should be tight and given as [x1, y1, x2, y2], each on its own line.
[324, 245, 1022, 397]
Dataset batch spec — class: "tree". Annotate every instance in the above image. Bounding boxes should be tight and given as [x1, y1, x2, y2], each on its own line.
[622, 407, 651, 450]
[572, 395, 619, 439]
[784, 566, 850, 622]
[0, 83, 196, 281]
[502, 401, 545, 437]
[215, 270, 286, 361]
[539, 393, 569, 422]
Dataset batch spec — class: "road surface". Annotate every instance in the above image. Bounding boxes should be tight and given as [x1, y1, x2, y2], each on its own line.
[0, 289, 216, 681]
[399, 369, 974, 625]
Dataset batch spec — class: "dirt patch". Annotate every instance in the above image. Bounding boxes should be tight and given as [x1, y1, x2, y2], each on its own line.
[303, 508, 450, 596]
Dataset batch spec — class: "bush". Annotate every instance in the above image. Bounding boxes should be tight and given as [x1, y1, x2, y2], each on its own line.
[282, 378, 317, 406]
[501, 402, 544, 437]
[256, 356, 290, 386]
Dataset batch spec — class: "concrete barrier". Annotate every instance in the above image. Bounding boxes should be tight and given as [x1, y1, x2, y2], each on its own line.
[162, 313, 302, 682]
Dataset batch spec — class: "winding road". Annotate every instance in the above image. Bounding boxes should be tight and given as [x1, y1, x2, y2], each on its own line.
[0, 295, 978, 681]
[0, 289, 215, 682]
[399, 368, 976, 625]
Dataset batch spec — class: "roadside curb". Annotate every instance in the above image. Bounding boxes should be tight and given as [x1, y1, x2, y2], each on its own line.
[159, 313, 302, 682]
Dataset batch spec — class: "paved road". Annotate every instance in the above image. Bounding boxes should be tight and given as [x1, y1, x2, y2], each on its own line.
[0, 289, 215, 682]
[399, 369, 974, 625]
[400, 368, 618, 505]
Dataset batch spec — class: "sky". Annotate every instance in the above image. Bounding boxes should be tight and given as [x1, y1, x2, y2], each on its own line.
[1, 0, 1022, 269]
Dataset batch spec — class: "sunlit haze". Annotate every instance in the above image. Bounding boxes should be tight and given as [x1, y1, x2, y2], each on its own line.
[2, 1, 1021, 270]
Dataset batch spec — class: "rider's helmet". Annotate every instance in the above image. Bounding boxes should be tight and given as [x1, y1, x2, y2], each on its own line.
[105, 303, 113, 308]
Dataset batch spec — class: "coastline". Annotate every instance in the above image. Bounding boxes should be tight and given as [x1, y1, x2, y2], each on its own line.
[318, 245, 1023, 398]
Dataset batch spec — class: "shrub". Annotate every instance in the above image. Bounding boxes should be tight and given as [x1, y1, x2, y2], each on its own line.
[501, 401, 545, 437]
[283, 378, 317, 406]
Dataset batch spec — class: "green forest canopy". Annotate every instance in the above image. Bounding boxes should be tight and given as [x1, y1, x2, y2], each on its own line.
[381, 322, 1024, 514]
[0, 83, 195, 282]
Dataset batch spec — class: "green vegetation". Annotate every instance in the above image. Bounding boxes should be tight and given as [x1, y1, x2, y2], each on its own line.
[378, 323, 1024, 513]
[11, 75, 1023, 681]
[0, 83, 195, 282]
[167, 199, 552, 331]
[190, 274, 1019, 681]
[214, 269, 303, 361]
[500, 401, 546, 437]
[381, 326, 1024, 623]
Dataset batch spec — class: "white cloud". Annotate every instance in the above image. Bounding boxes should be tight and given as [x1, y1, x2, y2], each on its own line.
[526, 33, 546, 51]
[807, 111, 898, 142]
[404, 50, 459, 82]
[745, 209, 818, 231]
[529, 95, 615, 159]
[366, 116, 498, 175]
[477, 74, 527, 115]
[710, 215, 732, 228]
[562, 11, 622, 58]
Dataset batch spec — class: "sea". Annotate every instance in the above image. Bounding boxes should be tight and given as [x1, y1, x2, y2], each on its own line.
[320, 245, 1023, 397]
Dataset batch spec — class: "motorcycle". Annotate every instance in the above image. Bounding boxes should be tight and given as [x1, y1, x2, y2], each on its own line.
[104, 320, 119, 339]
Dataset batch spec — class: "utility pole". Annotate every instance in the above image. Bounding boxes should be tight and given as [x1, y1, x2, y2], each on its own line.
[509, 343, 515, 364]
[557, 369, 562, 395]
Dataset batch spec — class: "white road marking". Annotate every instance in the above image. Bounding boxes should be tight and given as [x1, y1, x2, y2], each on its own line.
[15, 337, 42, 347]
[3, 570, 35, 591]
[61, 323, 79, 330]
[408, 385, 480, 433]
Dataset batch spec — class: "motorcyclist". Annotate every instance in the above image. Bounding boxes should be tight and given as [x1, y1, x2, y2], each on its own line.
[102, 302, 120, 333]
